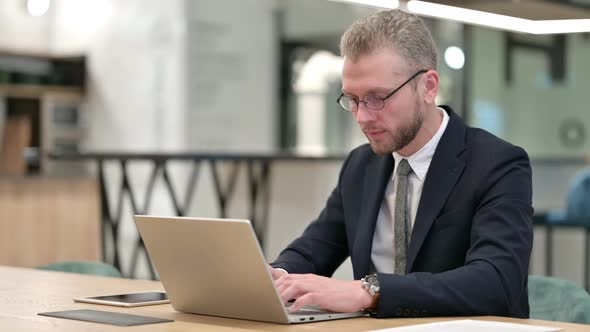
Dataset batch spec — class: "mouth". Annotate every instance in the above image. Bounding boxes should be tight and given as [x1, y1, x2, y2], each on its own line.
[364, 129, 386, 139]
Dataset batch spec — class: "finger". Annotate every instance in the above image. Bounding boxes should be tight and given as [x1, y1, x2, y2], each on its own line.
[271, 269, 285, 280]
[267, 265, 284, 280]
[282, 273, 309, 280]
[279, 283, 304, 303]
[275, 273, 308, 288]
[275, 280, 289, 294]
[274, 274, 288, 288]
[271, 267, 289, 280]
[279, 281, 314, 303]
[288, 292, 318, 312]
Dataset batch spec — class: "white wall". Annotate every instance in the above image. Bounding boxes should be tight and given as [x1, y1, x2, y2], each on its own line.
[0, 0, 52, 53]
[51, 0, 113, 54]
[59, 0, 187, 151]
[184, 0, 278, 152]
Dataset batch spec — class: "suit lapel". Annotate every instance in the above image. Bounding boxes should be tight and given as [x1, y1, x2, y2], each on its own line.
[352, 153, 393, 278]
[407, 107, 466, 272]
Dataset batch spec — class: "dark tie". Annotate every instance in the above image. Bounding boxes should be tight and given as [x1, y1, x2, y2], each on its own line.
[394, 159, 412, 275]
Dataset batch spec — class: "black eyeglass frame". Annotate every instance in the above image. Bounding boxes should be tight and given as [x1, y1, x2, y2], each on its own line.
[336, 69, 429, 112]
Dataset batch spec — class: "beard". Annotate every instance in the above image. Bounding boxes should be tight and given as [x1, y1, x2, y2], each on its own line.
[366, 101, 424, 155]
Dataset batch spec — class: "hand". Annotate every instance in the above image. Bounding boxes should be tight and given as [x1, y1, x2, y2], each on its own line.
[275, 273, 373, 313]
[267, 264, 288, 280]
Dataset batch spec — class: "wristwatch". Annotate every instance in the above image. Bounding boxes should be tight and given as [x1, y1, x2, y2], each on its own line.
[361, 274, 380, 315]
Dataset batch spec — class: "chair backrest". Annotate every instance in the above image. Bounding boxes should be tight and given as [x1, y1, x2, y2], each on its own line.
[37, 261, 122, 278]
[529, 275, 590, 324]
[566, 168, 590, 223]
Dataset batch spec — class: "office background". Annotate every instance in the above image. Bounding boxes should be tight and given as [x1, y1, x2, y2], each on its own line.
[0, 0, 589, 289]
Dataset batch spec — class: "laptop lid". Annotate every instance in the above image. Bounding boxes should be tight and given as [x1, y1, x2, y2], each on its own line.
[134, 215, 291, 324]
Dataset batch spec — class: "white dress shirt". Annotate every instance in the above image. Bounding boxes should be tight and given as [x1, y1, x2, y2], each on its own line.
[371, 108, 449, 274]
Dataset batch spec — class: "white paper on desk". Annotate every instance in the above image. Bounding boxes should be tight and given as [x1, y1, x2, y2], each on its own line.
[367, 319, 562, 332]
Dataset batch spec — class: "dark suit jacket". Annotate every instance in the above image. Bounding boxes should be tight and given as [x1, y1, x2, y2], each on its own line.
[272, 106, 533, 318]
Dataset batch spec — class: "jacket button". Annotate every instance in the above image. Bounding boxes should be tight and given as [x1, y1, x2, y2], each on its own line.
[395, 308, 402, 316]
[404, 309, 412, 316]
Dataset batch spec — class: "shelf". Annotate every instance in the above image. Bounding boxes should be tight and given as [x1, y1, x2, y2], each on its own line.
[0, 84, 83, 99]
[0, 48, 84, 60]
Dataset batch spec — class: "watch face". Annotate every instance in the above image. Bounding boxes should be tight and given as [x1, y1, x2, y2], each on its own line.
[366, 274, 379, 285]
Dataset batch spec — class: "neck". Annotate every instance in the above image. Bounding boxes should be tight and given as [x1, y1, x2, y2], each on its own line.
[397, 105, 443, 157]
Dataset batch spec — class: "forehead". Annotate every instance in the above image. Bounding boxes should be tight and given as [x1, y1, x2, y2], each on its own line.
[342, 48, 407, 94]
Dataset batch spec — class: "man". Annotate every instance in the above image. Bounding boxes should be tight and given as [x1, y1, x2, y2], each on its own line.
[270, 9, 533, 318]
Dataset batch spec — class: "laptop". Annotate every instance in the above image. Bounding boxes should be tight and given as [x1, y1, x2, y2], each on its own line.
[134, 215, 366, 324]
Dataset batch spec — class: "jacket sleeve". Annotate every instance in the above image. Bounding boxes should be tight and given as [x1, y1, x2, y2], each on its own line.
[375, 145, 533, 318]
[270, 152, 354, 277]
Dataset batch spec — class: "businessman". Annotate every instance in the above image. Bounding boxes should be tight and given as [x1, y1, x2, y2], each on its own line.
[270, 9, 533, 319]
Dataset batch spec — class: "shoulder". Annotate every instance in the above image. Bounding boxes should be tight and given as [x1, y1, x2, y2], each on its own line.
[442, 106, 527, 162]
[438, 106, 529, 168]
[463, 126, 529, 164]
[448, 117, 533, 204]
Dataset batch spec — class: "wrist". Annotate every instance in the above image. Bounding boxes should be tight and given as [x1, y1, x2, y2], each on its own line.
[358, 282, 375, 308]
[360, 274, 380, 314]
[366, 292, 380, 310]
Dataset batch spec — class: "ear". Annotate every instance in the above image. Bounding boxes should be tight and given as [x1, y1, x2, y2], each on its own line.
[422, 70, 439, 104]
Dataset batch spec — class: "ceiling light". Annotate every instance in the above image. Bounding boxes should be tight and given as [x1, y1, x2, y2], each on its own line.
[532, 19, 590, 34]
[444, 46, 465, 70]
[331, 0, 400, 9]
[406, 0, 590, 34]
[27, 0, 50, 17]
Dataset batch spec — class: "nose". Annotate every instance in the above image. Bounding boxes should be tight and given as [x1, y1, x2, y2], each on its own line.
[355, 103, 376, 124]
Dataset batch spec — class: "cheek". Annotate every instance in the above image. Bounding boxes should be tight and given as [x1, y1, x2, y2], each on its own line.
[381, 98, 416, 128]
[378, 107, 403, 130]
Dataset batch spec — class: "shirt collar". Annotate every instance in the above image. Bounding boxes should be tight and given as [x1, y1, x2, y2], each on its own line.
[392, 107, 449, 181]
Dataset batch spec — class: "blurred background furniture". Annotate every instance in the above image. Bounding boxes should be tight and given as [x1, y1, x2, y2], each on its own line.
[0, 52, 94, 271]
[534, 167, 590, 290]
[0, 112, 31, 175]
[529, 275, 590, 324]
[37, 260, 122, 278]
[0, 177, 100, 268]
[0, 51, 85, 176]
[566, 168, 590, 222]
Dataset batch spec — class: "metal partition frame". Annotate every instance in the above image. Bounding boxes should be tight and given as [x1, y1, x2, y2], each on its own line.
[51, 152, 343, 279]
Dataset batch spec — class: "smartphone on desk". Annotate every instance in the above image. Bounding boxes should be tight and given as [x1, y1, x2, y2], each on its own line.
[74, 291, 169, 307]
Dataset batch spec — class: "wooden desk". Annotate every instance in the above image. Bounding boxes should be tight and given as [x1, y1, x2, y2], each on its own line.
[1, 266, 587, 331]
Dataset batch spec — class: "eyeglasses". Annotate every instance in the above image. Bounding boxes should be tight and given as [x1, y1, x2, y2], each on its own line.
[336, 69, 428, 112]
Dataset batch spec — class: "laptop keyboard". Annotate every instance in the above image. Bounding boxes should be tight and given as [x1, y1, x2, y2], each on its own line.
[285, 303, 333, 316]
[288, 310, 331, 316]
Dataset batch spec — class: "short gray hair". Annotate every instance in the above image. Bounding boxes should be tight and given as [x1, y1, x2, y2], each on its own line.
[339, 9, 438, 72]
